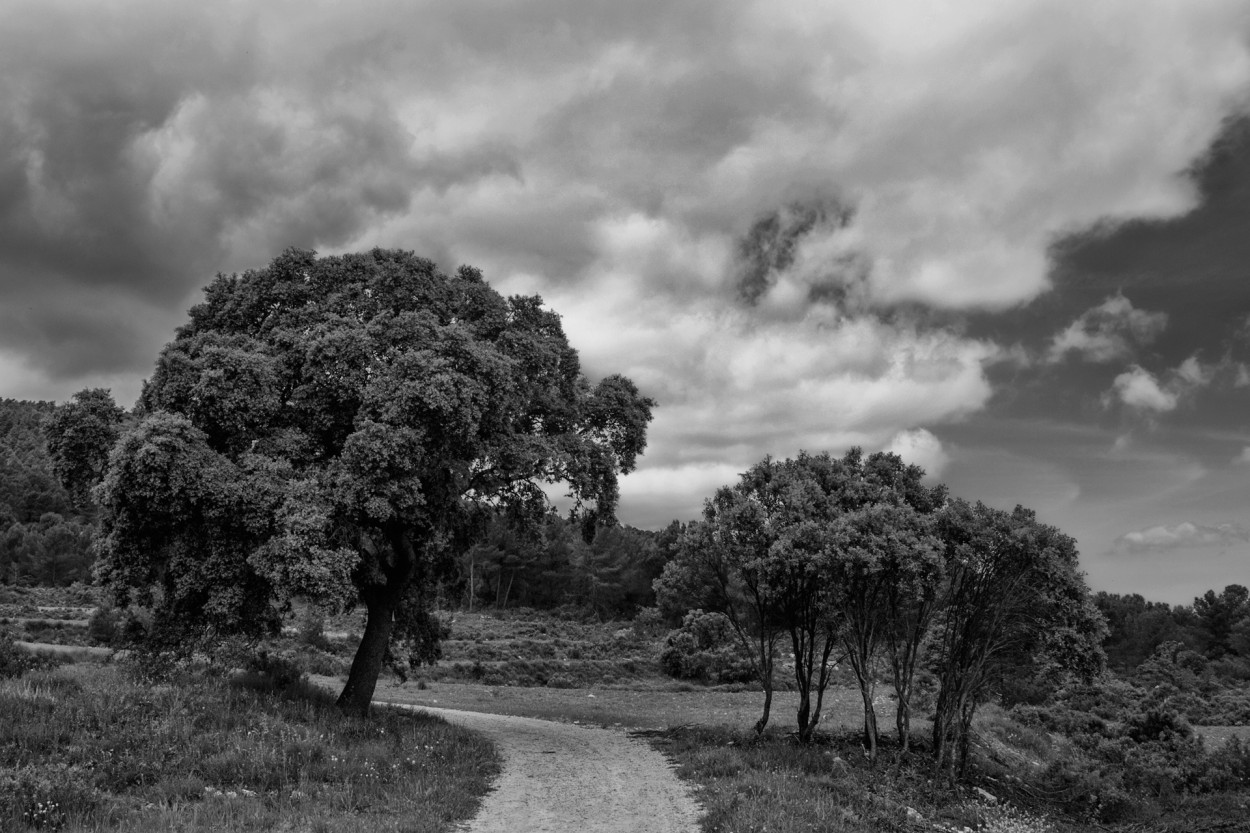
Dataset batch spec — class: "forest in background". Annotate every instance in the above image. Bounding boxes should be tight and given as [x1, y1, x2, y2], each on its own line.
[0, 399, 95, 586]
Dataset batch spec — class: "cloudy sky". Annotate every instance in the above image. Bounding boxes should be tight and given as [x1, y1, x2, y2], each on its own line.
[2, 0, 1249, 604]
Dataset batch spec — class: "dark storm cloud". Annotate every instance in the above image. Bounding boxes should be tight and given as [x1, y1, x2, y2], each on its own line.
[969, 115, 1250, 442]
[0, 1, 528, 385]
[735, 201, 857, 306]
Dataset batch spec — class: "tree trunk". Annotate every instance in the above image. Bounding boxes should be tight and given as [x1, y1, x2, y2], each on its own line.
[754, 635, 775, 735]
[809, 635, 837, 741]
[337, 590, 399, 717]
[796, 687, 813, 742]
[754, 676, 773, 735]
[501, 570, 515, 609]
[896, 694, 911, 753]
[859, 684, 879, 762]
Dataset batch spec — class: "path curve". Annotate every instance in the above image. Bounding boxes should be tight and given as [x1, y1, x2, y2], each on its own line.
[394, 705, 703, 833]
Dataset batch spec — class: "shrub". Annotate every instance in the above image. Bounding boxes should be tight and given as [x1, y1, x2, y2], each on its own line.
[86, 606, 120, 647]
[1126, 707, 1193, 744]
[0, 631, 50, 678]
[297, 608, 330, 650]
[659, 610, 755, 685]
[243, 650, 308, 691]
[631, 606, 666, 639]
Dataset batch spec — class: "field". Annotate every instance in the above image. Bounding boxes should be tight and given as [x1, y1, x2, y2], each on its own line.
[7, 599, 1250, 833]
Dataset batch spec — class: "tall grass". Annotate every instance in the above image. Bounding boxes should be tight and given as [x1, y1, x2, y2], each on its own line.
[0, 663, 499, 832]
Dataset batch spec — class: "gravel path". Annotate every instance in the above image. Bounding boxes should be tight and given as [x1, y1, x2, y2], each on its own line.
[395, 705, 703, 833]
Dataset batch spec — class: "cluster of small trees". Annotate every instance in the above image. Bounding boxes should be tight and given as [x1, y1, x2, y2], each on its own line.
[655, 450, 1107, 773]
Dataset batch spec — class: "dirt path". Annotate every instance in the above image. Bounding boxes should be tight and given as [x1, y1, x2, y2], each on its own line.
[394, 704, 703, 833]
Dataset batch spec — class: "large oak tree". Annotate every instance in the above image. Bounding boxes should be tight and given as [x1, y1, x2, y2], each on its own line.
[95, 248, 654, 714]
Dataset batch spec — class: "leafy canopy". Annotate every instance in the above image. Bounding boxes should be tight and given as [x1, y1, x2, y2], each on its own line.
[96, 248, 654, 708]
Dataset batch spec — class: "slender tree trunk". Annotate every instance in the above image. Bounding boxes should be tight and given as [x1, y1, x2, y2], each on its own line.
[895, 690, 911, 753]
[958, 698, 976, 777]
[754, 633, 776, 735]
[859, 683, 879, 762]
[810, 635, 837, 740]
[892, 648, 916, 753]
[755, 673, 774, 735]
[793, 627, 814, 742]
[468, 557, 475, 612]
[796, 690, 812, 741]
[337, 589, 399, 716]
[845, 631, 880, 762]
[501, 570, 515, 609]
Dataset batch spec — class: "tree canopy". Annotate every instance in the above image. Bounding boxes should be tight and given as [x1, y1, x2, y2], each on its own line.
[655, 449, 945, 745]
[657, 451, 1107, 771]
[930, 499, 1106, 774]
[95, 248, 654, 713]
[45, 388, 125, 510]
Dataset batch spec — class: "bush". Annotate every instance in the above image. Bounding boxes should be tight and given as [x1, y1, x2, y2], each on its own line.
[0, 632, 53, 678]
[297, 608, 330, 651]
[242, 649, 307, 691]
[631, 606, 666, 639]
[86, 606, 119, 647]
[1126, 707, 1192, 744]
[659, 610, 755, 685]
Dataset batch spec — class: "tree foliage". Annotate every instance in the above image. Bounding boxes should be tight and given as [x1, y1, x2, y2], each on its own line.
[658, 451, 1107, 774]
[656, 450, 945, 745]
[0, 400, 75, 526]
[930, 499, 1106, 775]
[45, 388, 125, 510]
[95, 248, 654, 713]
[0, 399, 96, 585]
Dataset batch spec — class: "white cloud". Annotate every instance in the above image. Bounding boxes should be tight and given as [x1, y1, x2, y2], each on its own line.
[885, 428, 951, 478]
[1105, 354, 1221, 415]
[1046, 293, 1168, 363]
[1235, 447, 1250, 465]
[1107, 366, 1178, 412]
[1115, 521, 1250, 552]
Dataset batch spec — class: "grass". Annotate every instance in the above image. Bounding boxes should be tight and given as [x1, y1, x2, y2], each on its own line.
[649, 721, 1098, 833]
[0, 662, 500, 832]
[649, 725, 997, 833]
[363, 674, 872, 731]
[15, 604, 1250, 832]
